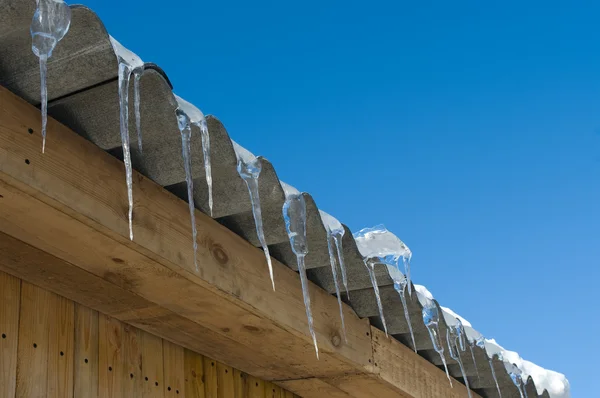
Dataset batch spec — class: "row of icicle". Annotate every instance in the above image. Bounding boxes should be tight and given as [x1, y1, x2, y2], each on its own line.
[31, 2, 531, 396]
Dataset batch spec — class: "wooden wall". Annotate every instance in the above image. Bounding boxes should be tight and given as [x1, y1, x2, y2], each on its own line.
[0, 271, 299, 398]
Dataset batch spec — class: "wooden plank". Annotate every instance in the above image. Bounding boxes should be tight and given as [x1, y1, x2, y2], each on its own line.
[217, 361, 235, 398]
[16, 282, 52, 397]
[74, 303, 99, 398]
[247, 375, 265, 398]
[47, 294, 75, 398]
[264, 382, 282, 398]
[204, 356, 219, 397]
[163, 339, 185, 397]
[123, 323, 143, 398]
[233, 369, 247, 398]
[277, 378, 353, 398]
[141, 331, 164, 398]
[0, 84, 371, 380]
[184, 349, 205, 398]
[0, 272, 20, 398]
[369, 326, 480, 398]
[99, 313, 125, 398]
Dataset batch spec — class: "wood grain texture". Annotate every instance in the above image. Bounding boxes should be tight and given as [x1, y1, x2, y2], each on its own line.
[74, 304, 99, 398]
[142, 332, 165, 398]
[163, 339, 185, 397]
[99, 313, 125, 398]
[16, 282, 52, 397]
[0, 272, 20, 398]
[184, 349, 205, 398]
[204, 356, 219, 397]
[217, 362, 235, 398]
[47, 294, 75, 398]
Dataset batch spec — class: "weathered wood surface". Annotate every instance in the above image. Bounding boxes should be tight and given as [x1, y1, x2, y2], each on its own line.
[0, 85, 478, 398]
[0, 270, 298, 397]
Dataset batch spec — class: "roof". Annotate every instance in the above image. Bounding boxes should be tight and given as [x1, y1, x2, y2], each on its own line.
[0, 2, 568, 397]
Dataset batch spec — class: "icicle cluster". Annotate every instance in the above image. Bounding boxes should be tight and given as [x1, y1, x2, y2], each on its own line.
[446, 317, 472, 398]
[30, 0, 72, 153]
[319, 210, 348, 342]
[233, 142, 274, 290]
[353, 225, 415, 347]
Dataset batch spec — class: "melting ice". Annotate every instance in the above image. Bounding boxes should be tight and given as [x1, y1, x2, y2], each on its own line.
[477, 337, 503, 397]
[447, 319, 472, 397]
[353, 225, 415, 346]
[417, 291, 452, 386]
[30, 0, 72, 153]
[504, 362, 528, 398]
[109, 37, 144, 241]
[319, 210, 347, 341]
[282, 187, 318, 358]
[233, 142, 274, 290]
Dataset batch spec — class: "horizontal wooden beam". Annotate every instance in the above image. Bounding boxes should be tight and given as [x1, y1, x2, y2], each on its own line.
[0, 85, 477, 398]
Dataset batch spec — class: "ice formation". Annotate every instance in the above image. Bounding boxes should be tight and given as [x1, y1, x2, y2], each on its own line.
[417, 285, 569, 398]
[109, 37, 144, 241]
[133, 68, 143, 152]
[30, 0, 72, 153]
[353, 225, 415, 346]
[282, 187, 318, 357]
[232, 141, 274, 290]
[174, 95, 211, 272]
[415, 287, 452, 385]
[446, 319, 472, 397]
[320, 210, 347, 341]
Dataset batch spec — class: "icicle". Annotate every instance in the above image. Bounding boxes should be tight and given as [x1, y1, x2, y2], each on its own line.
[320, 211, 347, 341]
[394, 277, 417, 352]
[283, 192, 318, 358]
[110, 37, 144, 241]
[175, 108, 198, 271]
[332, 232, 349, 298]
[174, 95, 213, 217]
[476, 337, 502, 397]
[326, 230, 347, 342]
[402, 249, 412, 296]
[505, 362, 526, 398]
[448, 325, 472, 397]
[468, 341, 480, 382]
[133, 68, 143, 152]
[30, 0, 72, 153]
[364, 259, 388, 336]
[422, 299, 452, 386]
[234, 146, 274, 291]
[199, 119, 213, 216]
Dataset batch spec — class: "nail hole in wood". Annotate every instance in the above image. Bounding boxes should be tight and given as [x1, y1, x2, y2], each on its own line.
[84, 358, 88, 363]
[176, 390, 179, 394]
[25, 159, 30, 165]
[211, 362, 214, 366]
[130, 373, 134, 379]
[33, 343, 37, 348]
[366, 332, 370, 336]
[109, 366, 112, 372]
[28, 128, 33, 134]
[155, 382, 159, 386]
[255, 383, 259, 387]
[60, 351, 64, 356]
[1, 333, 5, 339]
[168, 386, 171, 391]
[225, 370, 228, 373]
[145, 377, 148, 381]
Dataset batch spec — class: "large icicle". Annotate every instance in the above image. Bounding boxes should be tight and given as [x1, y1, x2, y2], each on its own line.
[416, 290, 452, 386]
[109, 37, 144, 241]
[234, 142, 274, 290]
[175, 96, 213, 217]
[354, 225, 414, 345]
[477, 337, 502, 397]
[319, 210, 347, 341]
[30, 0, 72, 153]
[447, 321, 472, 398]
[174, 96, 212, 271]
[282, 187, 318, 358]
[468, 341, 480, 382]
[133, 68, 143, 152]
[174, 107, 198, 271]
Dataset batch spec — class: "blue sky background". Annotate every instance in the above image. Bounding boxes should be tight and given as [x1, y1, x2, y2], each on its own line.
[83, 0, 598, 395]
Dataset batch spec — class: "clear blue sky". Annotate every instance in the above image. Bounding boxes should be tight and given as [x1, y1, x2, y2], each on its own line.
[83, 0, 598, 395]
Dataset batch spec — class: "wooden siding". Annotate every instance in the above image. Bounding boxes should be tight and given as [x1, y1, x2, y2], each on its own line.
[0, 271, 299, 398]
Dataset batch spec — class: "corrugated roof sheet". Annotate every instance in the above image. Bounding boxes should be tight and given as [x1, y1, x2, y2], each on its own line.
[0, 2, 558, 397]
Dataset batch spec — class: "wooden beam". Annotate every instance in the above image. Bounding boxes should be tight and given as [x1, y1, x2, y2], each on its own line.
[0, 85, 478, 398]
